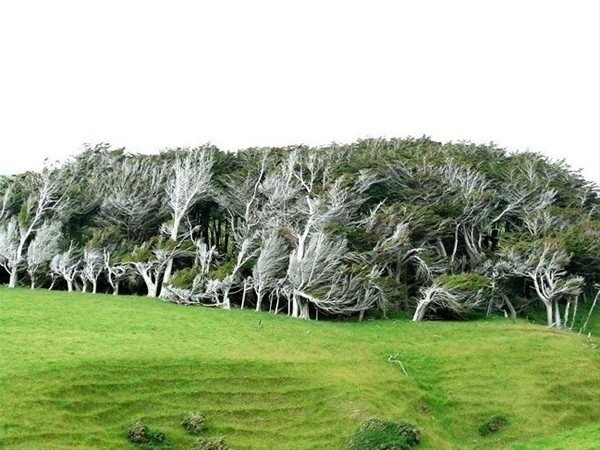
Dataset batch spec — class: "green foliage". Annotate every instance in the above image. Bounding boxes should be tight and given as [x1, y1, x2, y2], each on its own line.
[191, 436, 229, 450]
[346, 419, 421, 449]
[436, 273, 491, 293]
[208, 260, 236, 280]
[181, 412, 206, 435]
[376, 277, 409, 312]
[562, 220, 600, 285]
[129, 245, 154, 263]
[478, 415, 509, 436]
[3, 138, 599, 325]
[171, 267, 200, 289]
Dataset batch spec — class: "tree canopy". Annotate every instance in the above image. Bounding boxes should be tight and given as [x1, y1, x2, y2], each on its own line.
[1, 137, 598, 327]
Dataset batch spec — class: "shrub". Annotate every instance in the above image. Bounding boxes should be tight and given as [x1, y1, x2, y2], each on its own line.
[126, 421, 169, 449]
[191, 436, 229, 450]
[478, 415, 508, 436]
[181, 412, 207, 434]
[346, 418, 421, 449]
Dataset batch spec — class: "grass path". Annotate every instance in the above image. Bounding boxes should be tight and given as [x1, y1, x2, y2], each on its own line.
[0, 287, 598, 449]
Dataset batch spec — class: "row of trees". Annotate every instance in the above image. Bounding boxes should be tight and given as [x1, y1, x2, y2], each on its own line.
[1, 138, 598, 326]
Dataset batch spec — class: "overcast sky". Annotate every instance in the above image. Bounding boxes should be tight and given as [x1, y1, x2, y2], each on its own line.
[0, 0, 598, 182]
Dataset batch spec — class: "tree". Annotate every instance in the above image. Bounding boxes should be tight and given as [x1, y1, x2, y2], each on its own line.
[80, 249, 104, 294]
[103, 249, 132, 295]
[26, 221, 63, 289]
[412, 274, 490, 321]
[162, 148, 213, 284]
[2, 171, 61, 287]
[251, 230, 289, 312]
[501, 241, 584, 328]
[98, 158, 168, 241]
[50, 243, 79, 292]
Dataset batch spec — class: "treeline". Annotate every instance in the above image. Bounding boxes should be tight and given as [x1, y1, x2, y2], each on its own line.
[0, 138, 598, 325]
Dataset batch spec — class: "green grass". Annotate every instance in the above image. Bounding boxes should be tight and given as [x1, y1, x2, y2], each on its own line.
[0, 287, 598, 449]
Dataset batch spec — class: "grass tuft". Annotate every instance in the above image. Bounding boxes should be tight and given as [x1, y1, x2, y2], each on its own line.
[478, 415, 508, 436]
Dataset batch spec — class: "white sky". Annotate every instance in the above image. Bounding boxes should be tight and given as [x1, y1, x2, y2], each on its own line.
[0, 0, 598, 182]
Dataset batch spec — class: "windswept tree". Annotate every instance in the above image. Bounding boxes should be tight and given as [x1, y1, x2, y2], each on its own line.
[412, 273, 490, 321]
[50, 243, 79, 292]
[26, 221, 63, 289]
[98, 158, 168, 241]
[103, 249, 131, 295]
[162, 148, 213, 284]
[80, 249, 104, 294]
[0, 171, 61, 287]
[501, 241, 584, 328]
[251, 230, 289, 312]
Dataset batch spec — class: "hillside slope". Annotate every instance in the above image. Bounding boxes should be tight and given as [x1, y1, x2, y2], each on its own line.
[0, 288, 598, 449]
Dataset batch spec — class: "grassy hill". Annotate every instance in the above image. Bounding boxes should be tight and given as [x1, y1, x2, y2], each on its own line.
[0, 287, 598, 449]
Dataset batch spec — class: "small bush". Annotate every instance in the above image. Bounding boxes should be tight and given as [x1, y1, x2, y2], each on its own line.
[191, 436, 229, 450]
[181, 412, 207, 434]
[478, 415, 508, 436]
[346, 418, 421, 449]
[126, 421, 169, 449]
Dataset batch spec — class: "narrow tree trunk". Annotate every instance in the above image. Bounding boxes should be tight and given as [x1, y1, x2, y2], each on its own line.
[113, 282, 120, 296]
[241, 280, 247, 310]
[31, 279, 35, 289]
[66, 278, 74, 292]
[92, 280, 97, 294]
[292, 293, 299, 318]
[545, 302, 554, 327]
[255, 288, 263, 312]
[163, 259, 174, 286]
[569, 296, 578, 330]
[553, 301, 562, 328]
[274, 291, 281, 315]
[503, 295, 517, 320]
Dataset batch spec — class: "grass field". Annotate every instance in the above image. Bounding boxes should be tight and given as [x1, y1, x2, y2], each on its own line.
[0, 287, 598, 449]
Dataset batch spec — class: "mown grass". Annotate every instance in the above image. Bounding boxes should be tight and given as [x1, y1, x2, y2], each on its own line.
[0, 287, 598, 449]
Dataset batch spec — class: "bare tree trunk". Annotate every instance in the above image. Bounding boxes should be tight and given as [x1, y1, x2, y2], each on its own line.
[145, 279, 157, 297]
[292, 293, 299, 318]
[503, 295, 517, 320]
[113, 282, 120, 296]
[241, 279, 247, 310]
[569, 295, 578, 330]
[580, 289, 599, 334]
[412, 300, 430, 321]
[8, 267, 18, 288]
[553, 301, 562, 328]
[545, 302, 554, 327]
[66, 279, 74, 292]
[163, 258, 174, 286]
[92, 280, 97, 294]
[274, 291, 281, 315]
[255, 287, 263, 312]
